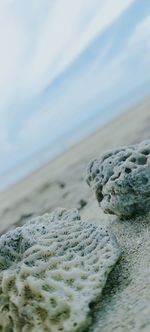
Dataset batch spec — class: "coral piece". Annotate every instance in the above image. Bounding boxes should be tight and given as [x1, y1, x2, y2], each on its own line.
[0, 208, 120, 332]
[86, 140, 150, 218]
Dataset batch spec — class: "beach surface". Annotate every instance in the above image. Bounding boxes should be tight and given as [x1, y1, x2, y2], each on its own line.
[0, 96, 149, 234]
[0, 96, 150, 331]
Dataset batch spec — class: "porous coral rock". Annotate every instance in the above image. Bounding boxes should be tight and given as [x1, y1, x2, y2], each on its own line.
[0, 208, 120, 332]
[86, 140, 150, 218]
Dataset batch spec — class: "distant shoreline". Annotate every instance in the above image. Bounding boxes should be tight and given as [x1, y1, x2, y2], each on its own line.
[0, 93, 149, 191]
[0, 95, 150, 234]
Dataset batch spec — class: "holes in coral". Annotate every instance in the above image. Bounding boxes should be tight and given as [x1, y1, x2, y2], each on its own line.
[142, 177, 149, 185]
[121, 155, 128, 161]
[54, 308, 70, 322]
[141, 149, 150, 156]
[107, 194, 111, 202]
[36, 308, 48, 321]
[96, 186, 103, 202]
[23, 285, 35, 300]
[89, 301, 95, 310]
[144, 192, 150, 198]
[50, 297, 57, 308]
[3, 278, 15, 292]
[129, 155, 147, 165]
[130, 157, 136, 163]
[96, 190, 103, 203]
[94, 266, 99, 273]
[63, 265, 70, 271]
[125, 168, 132, 174]
[87, 175, 92, 184]
[137, 156, 147, 165]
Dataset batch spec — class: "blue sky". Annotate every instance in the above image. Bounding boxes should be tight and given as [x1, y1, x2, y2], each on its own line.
[0, 0, 150, 188]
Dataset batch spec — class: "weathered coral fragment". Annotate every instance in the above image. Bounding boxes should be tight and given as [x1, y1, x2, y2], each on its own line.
[0, 208, 120, 332]
[86, 140, 150, 218]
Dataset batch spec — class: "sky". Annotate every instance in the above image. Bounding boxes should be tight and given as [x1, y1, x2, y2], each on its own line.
[0, 0, 150, 189]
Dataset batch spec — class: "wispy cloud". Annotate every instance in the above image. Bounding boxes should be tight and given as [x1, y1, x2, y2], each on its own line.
[9, 0, 134, 97]
[126, 15, 150, 62]
[0, 0, 150, 186]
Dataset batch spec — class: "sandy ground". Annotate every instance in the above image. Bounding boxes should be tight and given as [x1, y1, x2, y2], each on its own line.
[0, 96, 150, 331]
[0, 96, 150, 233]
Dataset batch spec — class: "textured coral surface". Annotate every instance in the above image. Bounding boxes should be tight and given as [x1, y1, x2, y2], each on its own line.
[0, 209, 120, 332]
[86, 140, 150, 218]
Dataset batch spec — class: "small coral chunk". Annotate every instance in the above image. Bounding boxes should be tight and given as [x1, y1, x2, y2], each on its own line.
[86, 140, 150, 218]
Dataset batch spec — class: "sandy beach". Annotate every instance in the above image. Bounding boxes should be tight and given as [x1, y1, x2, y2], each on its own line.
[0, 96, 150, 234]
[0, 96, 150, 331]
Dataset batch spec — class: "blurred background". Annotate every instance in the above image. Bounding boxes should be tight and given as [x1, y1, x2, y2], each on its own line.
[0, 0, 150, 190]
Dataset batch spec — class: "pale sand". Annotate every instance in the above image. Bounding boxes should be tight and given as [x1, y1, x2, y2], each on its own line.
[0, 96, 150, 331]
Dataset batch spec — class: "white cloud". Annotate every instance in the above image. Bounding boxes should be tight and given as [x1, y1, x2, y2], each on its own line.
[127, 16, 150, 47]
[0, 0, 133, 150]
[0, 0, 149, 185]
[126, 16, 150, 62]
[21, 0, 134, 96]
[0, 0, 134, 102]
